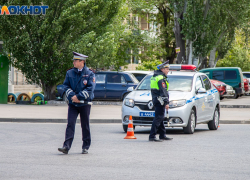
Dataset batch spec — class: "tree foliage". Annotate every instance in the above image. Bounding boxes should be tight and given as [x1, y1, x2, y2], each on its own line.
[136, 59, 162, 70]
[128, 0, 176, 63]
[170, 0, 250, 67]
[216, 29, 250, 71]
[0, 0, 124, 99]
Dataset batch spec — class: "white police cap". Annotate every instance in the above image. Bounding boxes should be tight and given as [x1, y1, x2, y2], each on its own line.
[72, 51, 88, 61]
[157, 60, 170, 70]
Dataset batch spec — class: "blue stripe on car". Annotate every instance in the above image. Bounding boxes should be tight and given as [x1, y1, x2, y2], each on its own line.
[186, 89, 218, 104]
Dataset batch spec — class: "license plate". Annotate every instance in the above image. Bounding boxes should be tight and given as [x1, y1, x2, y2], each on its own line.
[139, 112, 155, 117]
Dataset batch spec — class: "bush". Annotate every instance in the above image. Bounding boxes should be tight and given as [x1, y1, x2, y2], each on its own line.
[136, 60, 162, 71]
[216, 45, 250, 71]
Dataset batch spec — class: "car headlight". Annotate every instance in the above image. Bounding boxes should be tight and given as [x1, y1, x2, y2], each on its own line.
[226, 85, 233, 90]
[169, 99, 186, 108]
[124, 98, 134, 108]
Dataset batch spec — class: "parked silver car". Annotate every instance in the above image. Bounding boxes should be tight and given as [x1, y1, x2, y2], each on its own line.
[122, 65, 220, 134]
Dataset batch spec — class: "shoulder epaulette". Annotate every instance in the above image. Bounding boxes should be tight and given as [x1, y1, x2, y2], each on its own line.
[89, 68, 95, 73]
[66, 67, 74, 72]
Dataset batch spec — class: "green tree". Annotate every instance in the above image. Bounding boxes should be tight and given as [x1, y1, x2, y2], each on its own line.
[0, 0, 123, 100]
[179, 0, 250, 68]
[136, 59, 162, 70]
[216, 45, 250, 71]
[216, 29, 250, 71]
[128, 0, 175, 63]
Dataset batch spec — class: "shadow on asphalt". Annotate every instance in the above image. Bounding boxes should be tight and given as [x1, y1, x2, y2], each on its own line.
[115, 127, 210, 135]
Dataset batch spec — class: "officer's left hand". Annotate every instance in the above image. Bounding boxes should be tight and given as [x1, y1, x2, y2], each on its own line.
[71, 95, 80, 103]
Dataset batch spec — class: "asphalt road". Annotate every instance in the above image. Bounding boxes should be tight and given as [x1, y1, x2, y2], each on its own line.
[0, 123, 250, 180]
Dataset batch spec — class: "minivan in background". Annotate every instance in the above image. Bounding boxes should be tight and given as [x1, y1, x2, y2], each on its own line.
[199, 67, 244, 99]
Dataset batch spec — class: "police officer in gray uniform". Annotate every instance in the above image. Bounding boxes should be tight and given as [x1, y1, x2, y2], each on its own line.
[58, 52, 96, 154]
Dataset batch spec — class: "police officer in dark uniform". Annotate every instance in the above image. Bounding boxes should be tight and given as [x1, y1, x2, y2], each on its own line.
[149, 61, 173, 142]
[58, 52, 96, 154]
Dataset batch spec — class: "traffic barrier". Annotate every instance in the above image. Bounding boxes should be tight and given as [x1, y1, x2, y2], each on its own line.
[124, 116, 137, 139]
[7, 93, 17, 102]
[31, 93, 44, 103]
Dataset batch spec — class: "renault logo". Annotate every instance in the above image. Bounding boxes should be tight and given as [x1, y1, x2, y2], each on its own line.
[148, 101, 154, 109]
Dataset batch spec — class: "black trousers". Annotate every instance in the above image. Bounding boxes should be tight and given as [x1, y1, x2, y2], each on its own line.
[149, 104, 166, 139]
[63, 104, 91, 150]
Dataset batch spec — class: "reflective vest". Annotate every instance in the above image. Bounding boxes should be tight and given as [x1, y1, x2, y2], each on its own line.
[150, 75, 169, 91]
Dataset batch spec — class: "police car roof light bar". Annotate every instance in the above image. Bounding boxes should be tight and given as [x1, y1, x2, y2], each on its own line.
[181, 65, 196, 70]
[169, 64, 196, 71]
[169, 64, 181, 70]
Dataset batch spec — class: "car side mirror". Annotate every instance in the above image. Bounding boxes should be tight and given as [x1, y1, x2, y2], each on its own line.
[197, 88, 206, 94]
[127, 86, 134, 92]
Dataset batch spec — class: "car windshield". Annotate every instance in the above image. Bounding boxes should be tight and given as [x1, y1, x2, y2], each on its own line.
[133, 73, 147, 81]
[243, 73, 250, 78]
[137, 75, 193, 92]
[128, 73, 139, 83]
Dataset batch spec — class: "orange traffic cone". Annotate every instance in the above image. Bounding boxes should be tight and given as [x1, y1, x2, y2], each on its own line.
[124, 115, 136, 139]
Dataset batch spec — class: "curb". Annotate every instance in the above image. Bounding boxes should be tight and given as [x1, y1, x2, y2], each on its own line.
[0, 118, 249, 124]
[220, 105, 250, 108]
[48, 101, 250, 107]
[220, 120, 250, 124]
[0, 118, 121, 123]
[47, 100, 123, 106]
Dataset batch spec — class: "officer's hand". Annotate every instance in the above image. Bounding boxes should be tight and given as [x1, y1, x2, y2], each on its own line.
[165, 104, 169, 110]
[72, 95, 80, 103]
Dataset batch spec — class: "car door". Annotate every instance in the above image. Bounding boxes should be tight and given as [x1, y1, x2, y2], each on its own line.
[194, 75, 206, 122]
[94, 73, 106, 99]
[201, 75, 214, 121]
[105, 73, 127, 99]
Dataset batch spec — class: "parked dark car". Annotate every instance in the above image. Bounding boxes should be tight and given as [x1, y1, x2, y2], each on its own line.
[57, 71, 139, 101]
[123, 70, 152, 82]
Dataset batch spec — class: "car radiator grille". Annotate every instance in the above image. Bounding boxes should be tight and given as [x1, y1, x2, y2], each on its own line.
[134, 102, 155, 111]
[132, 116, 169, 124]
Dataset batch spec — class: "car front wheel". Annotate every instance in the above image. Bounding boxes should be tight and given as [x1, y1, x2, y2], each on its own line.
[232, 89, 239, 99]
[208, 107, 219, 130]
[183, 109, 196, 134]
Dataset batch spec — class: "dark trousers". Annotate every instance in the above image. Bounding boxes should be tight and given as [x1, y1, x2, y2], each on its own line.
[149, 104, 166, 139]
[63, 104, 91, 150]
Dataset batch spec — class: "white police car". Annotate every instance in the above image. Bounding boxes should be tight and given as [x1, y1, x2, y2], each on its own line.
[122, 65, 220, 134]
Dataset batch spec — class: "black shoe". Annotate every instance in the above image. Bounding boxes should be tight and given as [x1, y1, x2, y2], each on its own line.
[82, 149, 88, 154]
[149, 137, 163, 142]
[160, 136, 173, 140]
[58, 147, 69, 154]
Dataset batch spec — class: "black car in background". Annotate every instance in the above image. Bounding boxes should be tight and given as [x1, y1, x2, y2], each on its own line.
[57, 71, 138, 101]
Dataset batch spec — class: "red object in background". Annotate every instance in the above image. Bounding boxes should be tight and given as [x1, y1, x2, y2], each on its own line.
[243, 78, 249, 92]
[210, 79, 227, 96]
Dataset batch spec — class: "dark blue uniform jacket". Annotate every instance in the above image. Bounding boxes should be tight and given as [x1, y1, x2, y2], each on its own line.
[63, 66, 96, 107]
